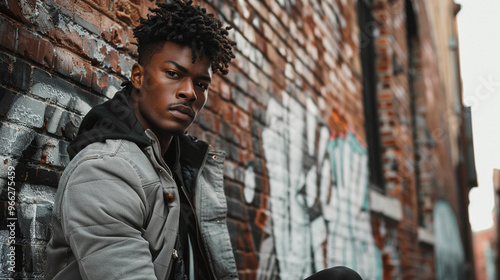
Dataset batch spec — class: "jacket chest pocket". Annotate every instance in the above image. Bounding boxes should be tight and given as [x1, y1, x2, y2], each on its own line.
[142, 183, 170, 229]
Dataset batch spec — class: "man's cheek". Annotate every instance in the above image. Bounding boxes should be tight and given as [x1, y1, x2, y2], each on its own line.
[141, 74, 160, 92]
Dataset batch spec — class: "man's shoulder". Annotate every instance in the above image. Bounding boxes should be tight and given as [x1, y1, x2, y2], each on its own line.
[63, 139, 157, 184]
[70, 138, 145, 161]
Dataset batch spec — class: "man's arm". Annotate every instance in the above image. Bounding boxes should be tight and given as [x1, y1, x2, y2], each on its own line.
[60, 155, 156, 280]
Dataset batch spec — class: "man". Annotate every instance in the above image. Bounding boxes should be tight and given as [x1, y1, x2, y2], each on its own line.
[45, 1, 237, 279]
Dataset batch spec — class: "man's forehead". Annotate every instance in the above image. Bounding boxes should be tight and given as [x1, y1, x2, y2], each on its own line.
[147, 41, 212, 66]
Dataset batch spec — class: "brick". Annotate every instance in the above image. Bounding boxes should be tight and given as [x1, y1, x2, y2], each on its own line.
[246, 81, 270, 107]
[0, 15, 16, 51]
[217, 101, 234, 123]
[0, 87, 46, 129]
[118, 53, 135, 78]
[23, 243, 48, 274]
[232, 88, 250, 111]
[0, 52, 31, 92]
[48, 12, 88, 54]
[219, 120, 233, 141]
[91, 68, 124, 98]
[51, 0, 76, 15]
[102, 23, 125, 49]
[212, 136, 230, 157]
[225, 219, 240, 249]
[124, 25, 138, 55]
[43, 106, 82, 141]
[0, 0, 37, 24]
[0, 123, 36, 159]
[54, 47, 93, 87]
[251, 136, 262, 158]
[197, 110, 221, 133]
[18, 183, 56, 205]
[35, 2, 53, 35]
[0, 156, 18, 182]
[60, 111, 81, 138]
[73, 1, 101, 35]
[205, 89, 222, 111]
[17, 201, 53, 240]
[235, 107, 250, 131]
[13, 162, 61, 188]
[226, 197, 246, 222]
[223, 160, 245, 182]
[114, 0, 141, 25]
[233, 129, 252, 150]
[225, 183, 244, 201]
[17, 28, 55, 68]
[237, 146, 252, 164]
[86, 0, 113, 12]
[233, 163, 246, 183]
[250, 105, 265, 127]
[219, 81, 232, 101]
[226, 142, 241, 163]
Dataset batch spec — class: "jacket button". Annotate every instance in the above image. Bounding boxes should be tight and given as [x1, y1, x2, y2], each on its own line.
[164, 193, 175, 203]
[172, 249, 178, 259]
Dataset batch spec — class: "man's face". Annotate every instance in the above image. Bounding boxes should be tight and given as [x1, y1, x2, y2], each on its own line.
[131, 42, 212, 136]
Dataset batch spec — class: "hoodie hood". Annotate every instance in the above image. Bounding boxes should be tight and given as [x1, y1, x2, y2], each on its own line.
[67, 85, 150, 159]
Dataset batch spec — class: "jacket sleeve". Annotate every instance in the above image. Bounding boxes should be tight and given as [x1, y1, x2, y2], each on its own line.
[59, 155, 157, 280]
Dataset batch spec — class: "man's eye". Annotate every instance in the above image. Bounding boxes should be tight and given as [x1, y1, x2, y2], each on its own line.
[196, 82, 209, 90]
[165, 71, 178, 77]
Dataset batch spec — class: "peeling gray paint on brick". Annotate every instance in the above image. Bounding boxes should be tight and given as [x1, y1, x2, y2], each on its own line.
[19, 0, 38, 24]
[18, 202, 52, 241]
[33, 68, 104, 115]
[0, 123, 36, 159]
[29, 134, 70, 168]
[0, 89, 45, 128]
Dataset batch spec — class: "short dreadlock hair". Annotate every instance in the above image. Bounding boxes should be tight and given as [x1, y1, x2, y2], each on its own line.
[133, 0, 236, 75]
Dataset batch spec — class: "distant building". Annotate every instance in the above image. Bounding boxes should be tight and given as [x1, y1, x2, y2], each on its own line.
[474, 227, 496, 280]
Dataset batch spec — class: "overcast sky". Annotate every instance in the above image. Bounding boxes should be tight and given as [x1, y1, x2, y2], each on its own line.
[455, 0, 500, 232]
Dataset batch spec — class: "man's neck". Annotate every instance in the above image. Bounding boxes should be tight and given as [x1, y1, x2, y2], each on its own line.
[159, 135, 173, 156]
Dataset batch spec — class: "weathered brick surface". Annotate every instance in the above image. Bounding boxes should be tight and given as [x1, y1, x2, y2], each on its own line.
[0, 52, 32, 92]
[0, 0, 475, 279]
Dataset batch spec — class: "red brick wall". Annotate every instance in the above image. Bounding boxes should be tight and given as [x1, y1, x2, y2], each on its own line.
[372, 0, 423, 278]
[369, 0, 474, 279]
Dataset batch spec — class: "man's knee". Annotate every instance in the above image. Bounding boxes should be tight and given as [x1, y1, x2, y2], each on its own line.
[305, 266, 363, 280]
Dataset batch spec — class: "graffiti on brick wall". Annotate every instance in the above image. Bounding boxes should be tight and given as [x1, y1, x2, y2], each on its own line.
[245, 93, 382, 279]
[0, 62, 108, 276]
[434, 201, 465, 280]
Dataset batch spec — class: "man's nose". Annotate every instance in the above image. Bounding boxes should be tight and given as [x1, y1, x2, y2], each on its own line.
[176, 78, 196, 102]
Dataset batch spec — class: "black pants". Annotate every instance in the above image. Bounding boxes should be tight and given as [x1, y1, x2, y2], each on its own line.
[304, 266, 363, 280]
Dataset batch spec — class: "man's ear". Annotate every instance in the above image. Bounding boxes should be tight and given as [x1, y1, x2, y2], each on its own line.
[130, 63, 144, 89]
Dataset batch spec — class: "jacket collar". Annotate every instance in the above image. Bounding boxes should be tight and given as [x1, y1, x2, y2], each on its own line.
[144, 129, 209, 173]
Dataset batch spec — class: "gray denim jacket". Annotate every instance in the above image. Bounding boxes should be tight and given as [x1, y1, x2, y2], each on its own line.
[45, 130, 238, 280]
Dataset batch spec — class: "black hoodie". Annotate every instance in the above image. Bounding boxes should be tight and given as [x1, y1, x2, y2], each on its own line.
[67, 84, 150, 159]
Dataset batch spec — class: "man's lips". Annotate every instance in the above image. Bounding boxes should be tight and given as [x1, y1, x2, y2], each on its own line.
[168, 104, 194, 120]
